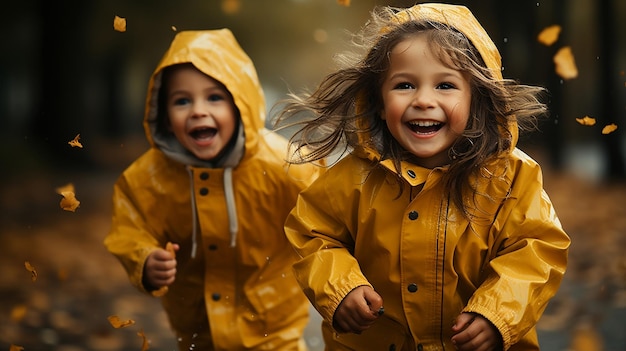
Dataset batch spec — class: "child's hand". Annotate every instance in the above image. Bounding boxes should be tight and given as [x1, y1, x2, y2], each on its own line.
[332, 286, 383, 334]
[451, 312, 503, 351]
[144, 243, 179, 290]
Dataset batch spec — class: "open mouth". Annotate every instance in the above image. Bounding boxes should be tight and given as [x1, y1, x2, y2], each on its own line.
[189, 127, 217, 140]
[407, 120, 443, 134]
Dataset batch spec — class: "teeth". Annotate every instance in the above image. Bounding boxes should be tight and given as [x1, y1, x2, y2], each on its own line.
[408, 121, 441, 127]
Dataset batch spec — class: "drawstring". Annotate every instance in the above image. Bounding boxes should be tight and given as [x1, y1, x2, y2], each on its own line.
[224, 167, 239, 247]
[187, 166, 239, 257]
[187, 166, 199, 258]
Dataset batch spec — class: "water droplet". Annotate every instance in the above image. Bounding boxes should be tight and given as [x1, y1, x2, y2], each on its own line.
[503, 37, 508, 43]
[536, 2, 540, 6]
[264, 333, 268, 337]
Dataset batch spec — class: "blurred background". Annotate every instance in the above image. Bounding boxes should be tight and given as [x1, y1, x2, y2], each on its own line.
[0, 0, 624, 350]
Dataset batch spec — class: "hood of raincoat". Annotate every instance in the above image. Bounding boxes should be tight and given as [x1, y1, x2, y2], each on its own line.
[144, 29, 266, 168]
[356, 3, 516, 163]
[142, 29, 268, 256]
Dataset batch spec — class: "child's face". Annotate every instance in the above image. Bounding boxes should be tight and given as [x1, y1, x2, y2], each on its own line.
[165, 65, 237, 161]
[381, 33, 471, 168]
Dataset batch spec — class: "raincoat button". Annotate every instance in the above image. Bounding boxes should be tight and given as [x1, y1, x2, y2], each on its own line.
[211, 293, 221, 301]
[407, 283, 418, 292]
[407, 169, 416, 178]
[199, 187, 209, 196]
[408, 211, 419, 220]
[417, 343, 423, 351]
[389, 344, 396, 351]
[208, 244, 218, 251]
[199, 172, 209, 180]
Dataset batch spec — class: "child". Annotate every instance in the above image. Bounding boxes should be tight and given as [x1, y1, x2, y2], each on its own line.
[104, 29, 319, 350]
[274, 3, 570, 351]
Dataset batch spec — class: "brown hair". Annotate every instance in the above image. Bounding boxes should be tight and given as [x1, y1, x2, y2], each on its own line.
[273, 7, 547, 218]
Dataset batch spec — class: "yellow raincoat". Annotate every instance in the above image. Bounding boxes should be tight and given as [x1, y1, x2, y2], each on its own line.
[284, 4, 570, 351]
[104, 29, 318, 350]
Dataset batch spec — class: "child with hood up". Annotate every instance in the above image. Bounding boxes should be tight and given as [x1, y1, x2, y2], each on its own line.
[274, 3, 570, 351]
[104, 29, 319, 350]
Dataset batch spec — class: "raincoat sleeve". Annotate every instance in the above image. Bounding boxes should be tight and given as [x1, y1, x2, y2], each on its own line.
[464, 152, 570, 350]
[104, 165, 165, 294]
[284, 159, 372, 324]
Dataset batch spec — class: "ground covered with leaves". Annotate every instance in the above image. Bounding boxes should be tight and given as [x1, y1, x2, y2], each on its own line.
[0, 158, 624, 351]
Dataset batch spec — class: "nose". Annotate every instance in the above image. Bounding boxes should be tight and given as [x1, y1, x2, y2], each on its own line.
[412, 88, 435, 109]
[191, 100, 209, 118]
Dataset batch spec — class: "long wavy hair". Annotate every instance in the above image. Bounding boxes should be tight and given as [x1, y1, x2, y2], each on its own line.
[272, 6, 548, 218]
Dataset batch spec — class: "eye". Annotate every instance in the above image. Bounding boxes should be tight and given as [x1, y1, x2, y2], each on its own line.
[437, 82, 456, 90]
[393, 82, 414, 90]
[173, 97, 190, 106]
[208, 93, 226, 102]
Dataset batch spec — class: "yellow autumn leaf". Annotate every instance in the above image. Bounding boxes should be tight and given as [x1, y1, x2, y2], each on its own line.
[553, 46, 578, 80]
[25, 261, 37, 282]
[68, 134, 83, 148]
[138, 329, 150, 351]
[601, 123, 617, 135]
[107, 315, 136, 328]
[113, 15, 126, 32]
[56, 183, 80, 212]
[537, 25, 561, 46]
[10, 345, 24, 351]
[576, 116, 596, 126]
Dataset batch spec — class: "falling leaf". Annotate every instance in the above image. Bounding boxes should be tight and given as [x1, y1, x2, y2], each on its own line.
[138, 329, 150, 351]
[10, 345, 24, 351]
[222, 0, 241, 14]
[553, 46, 578, 80]
[113, 15, 126, 32]
[107, 315, 136, 328]
[10, 305, 27, 322]
[601, 123, 617, 135]
[537, 25, 561, 46]
[337, 0, 351, 6]
[25, 261, 37, 282]
[151, 242, 176, 297]
[68, 134, 83, 148]
[576, 116, 596, 126]
[56, 183, 80, 212]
